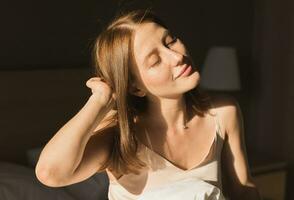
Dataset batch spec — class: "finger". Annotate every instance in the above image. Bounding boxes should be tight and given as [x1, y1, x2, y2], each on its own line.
[86, 76, 100, 84]
[85, 81, 91, 88]
[86, 79, 95, 88]
[89, 77, 101, 82]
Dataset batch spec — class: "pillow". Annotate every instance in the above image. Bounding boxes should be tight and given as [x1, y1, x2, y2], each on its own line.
[0, 162, 75, 200]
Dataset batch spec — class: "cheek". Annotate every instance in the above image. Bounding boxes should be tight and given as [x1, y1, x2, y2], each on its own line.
[144, 68, 171, 87]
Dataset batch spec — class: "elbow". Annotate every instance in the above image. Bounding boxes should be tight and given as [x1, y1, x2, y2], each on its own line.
[35, 165, 68, 187]
[35, 168, 56, 187]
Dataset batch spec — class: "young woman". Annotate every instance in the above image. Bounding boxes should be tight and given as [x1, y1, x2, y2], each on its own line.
[35, 9, 261, 200]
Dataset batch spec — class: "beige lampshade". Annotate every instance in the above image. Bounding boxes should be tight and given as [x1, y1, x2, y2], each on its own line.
[200, 46, 241, 91]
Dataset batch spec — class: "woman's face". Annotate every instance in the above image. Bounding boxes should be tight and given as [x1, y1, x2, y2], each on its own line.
[132, 22, 200, 99]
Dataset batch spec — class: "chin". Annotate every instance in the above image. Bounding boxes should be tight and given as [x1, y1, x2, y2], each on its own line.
[186, 71, 200, 90]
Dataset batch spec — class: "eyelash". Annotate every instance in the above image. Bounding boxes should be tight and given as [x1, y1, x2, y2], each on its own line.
[150, 35, 178, 68]
[166, 35, 178, 47]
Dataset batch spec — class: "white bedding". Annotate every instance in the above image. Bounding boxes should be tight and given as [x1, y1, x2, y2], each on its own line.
[0, 162, 109, 200]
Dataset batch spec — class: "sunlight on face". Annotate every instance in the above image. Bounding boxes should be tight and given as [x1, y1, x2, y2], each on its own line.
[133, 22, 200, 99]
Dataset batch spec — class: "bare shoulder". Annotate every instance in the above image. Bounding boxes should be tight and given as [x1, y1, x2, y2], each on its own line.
[209, 94, 242, 136]
[210, 94, 239, 114]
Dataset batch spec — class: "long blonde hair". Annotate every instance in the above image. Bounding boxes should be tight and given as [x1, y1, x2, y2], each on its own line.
[91, 9, 211, 175]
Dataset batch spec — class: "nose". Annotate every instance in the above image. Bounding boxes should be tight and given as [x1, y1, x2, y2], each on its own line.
[165, 49, 184, 66]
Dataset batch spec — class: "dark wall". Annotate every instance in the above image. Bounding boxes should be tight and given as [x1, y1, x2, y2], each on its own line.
[1, 0, 254, 70]
[252, 0, 294, 199]
[1, 1, 115, 68]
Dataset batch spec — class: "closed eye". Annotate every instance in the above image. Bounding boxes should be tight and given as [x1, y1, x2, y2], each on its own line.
[150, 35, 177, 67]
[166, 35, 178, 47]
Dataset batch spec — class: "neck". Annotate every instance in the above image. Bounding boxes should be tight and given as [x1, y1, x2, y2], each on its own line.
[143, 95, 189, 133]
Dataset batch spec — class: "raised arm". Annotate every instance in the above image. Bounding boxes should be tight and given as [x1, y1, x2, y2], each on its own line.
[35, 77, 116, 187]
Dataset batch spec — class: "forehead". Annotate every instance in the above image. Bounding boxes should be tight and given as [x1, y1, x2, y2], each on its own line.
[133, 22, 166, 65]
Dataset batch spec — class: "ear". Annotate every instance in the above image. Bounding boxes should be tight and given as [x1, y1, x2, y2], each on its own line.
[129, 82, 146, 97]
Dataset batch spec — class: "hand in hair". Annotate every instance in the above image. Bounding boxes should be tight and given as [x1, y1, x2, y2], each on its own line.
[86, 77, 116, 107]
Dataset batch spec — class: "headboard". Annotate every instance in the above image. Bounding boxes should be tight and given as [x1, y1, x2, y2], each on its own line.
[0, 67, 94, 165]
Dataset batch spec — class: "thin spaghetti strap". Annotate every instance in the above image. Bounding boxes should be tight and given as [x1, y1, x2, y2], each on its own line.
[142, 126, 157, 154]
[145, 128, 154, 151]
[209, 100, 224, 139]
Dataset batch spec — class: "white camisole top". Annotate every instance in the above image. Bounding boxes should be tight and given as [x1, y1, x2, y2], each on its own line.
[106, 104, 226, 200]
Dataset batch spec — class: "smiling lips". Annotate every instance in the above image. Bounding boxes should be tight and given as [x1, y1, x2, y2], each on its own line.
[174, 64, 192, 79]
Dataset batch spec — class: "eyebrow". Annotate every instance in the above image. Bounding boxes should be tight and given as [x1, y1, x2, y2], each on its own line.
[143, 29, 170, 66]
